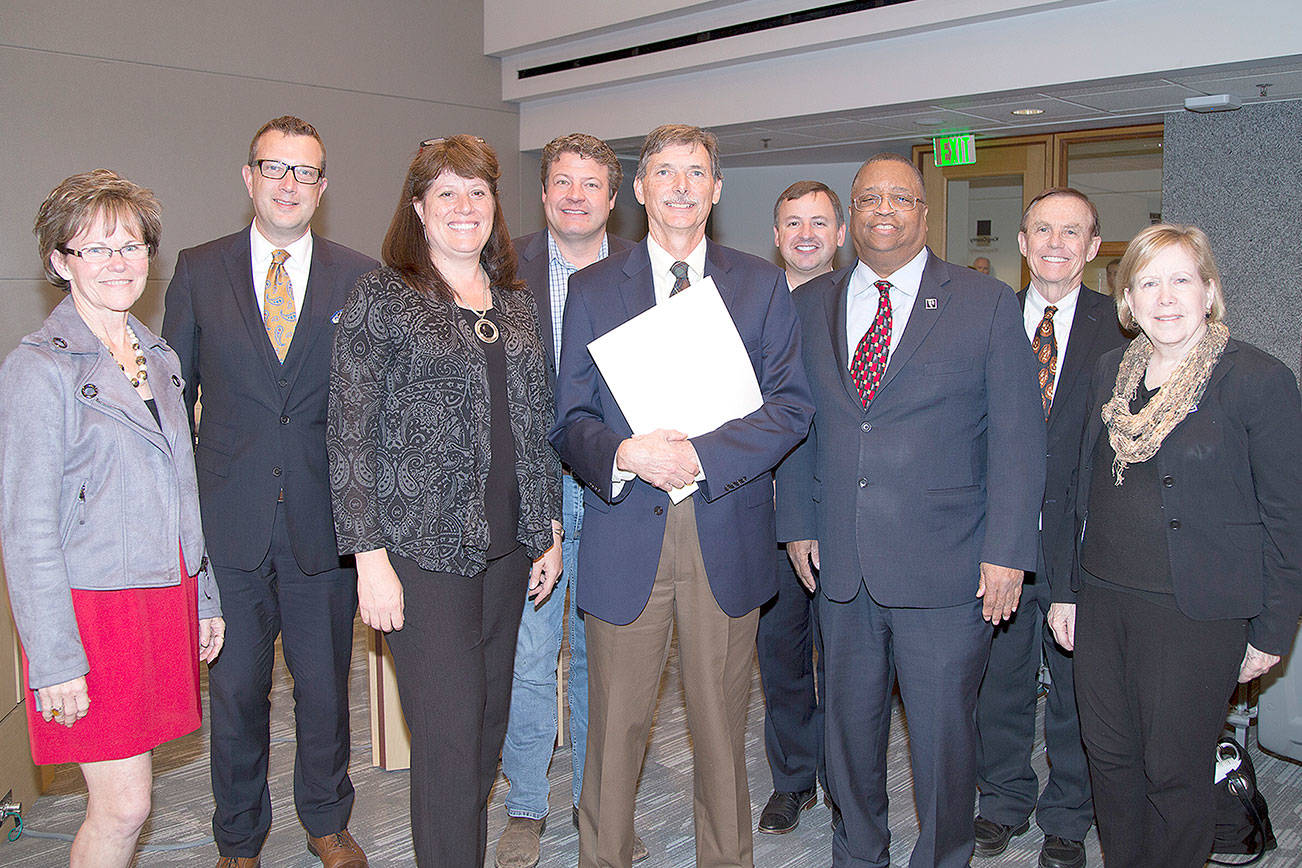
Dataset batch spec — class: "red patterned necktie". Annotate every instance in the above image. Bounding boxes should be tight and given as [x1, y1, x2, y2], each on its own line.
[263, 248, 297, 362]
[669, 260, 691, 296]
[850, 280, 893, 408]
[1032, 304, 1058, 420]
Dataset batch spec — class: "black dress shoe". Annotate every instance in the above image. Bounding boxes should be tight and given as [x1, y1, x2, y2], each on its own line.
[1039, 834, 1086, 868]
[757, 787, 817, 834]
[973, 815, 1030, 857]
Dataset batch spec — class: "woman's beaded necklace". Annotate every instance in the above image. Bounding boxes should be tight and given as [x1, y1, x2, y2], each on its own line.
[114, 324, 149, 388]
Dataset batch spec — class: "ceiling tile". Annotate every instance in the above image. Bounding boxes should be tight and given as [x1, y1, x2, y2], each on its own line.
[869, 108, 988, 133]
[941, 95, 1103, 123]
[1171, 67, 1302, 100]
[1055, 82, 1202, 112]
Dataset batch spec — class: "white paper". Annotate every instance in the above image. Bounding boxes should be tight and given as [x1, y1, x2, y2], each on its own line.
[588, 277, 763, 502]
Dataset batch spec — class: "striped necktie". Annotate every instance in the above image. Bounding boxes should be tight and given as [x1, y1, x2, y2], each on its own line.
[669, 260, 691, 296]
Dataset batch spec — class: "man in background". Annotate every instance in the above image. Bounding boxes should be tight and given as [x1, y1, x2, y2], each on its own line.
[974, 188, 1127, 868]
[495, 132, 643, 868]
[755, 180, 845, 835]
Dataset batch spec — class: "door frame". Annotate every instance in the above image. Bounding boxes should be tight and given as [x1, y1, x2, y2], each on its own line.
[913, 123, 1164, 287]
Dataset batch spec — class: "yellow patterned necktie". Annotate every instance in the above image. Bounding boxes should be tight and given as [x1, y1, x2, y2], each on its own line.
[263, 248, 296, 362]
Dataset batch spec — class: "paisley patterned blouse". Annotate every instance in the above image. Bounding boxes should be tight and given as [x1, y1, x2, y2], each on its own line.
[327, 267, 561, 577]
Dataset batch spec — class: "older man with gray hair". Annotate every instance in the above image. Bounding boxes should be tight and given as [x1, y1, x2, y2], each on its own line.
[552, 123, 813, 868]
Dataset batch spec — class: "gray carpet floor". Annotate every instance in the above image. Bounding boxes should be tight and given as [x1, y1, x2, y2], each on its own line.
[5, 617, 1302, 866]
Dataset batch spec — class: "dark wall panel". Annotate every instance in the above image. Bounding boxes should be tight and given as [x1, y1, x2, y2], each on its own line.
[1163, 101, 1302, 380]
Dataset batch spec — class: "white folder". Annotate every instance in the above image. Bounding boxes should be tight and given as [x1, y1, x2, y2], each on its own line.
[587, 277, 762, 502]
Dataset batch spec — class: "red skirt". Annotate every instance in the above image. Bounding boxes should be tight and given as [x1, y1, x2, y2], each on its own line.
[22, 553, 202, 765]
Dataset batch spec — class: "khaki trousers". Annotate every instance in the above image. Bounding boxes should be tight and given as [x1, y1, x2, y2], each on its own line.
[579, 497, 759, 868]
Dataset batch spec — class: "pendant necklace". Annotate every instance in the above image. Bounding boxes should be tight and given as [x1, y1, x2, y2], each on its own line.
[466, 275, 499, 344]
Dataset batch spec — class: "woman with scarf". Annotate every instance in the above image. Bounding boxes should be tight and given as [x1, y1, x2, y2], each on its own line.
[1046, 223, 1302, 867]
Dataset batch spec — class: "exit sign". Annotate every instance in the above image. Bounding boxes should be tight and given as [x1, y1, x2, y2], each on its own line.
[933, 135, 976, 167]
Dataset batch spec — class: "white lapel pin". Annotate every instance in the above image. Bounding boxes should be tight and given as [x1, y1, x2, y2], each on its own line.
[925, 298, 937, 310]
[331, 309, 344, 324]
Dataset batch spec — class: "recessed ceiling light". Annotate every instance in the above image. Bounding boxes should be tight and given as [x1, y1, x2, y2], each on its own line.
[1011, 107, 1045, 116]
[914, 116, 945, 126]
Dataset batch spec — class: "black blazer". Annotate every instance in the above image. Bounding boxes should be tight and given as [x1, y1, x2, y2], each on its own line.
[777, 252, 1045, 606]
[1070, 338, 1302, 653]
[162, 227, 378, 574]
[1019, 286, 1128, 590]
[513, 230, 635, 390]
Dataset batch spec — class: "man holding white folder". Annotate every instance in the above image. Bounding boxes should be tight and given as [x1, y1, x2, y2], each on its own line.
[550, 123, 813, 868]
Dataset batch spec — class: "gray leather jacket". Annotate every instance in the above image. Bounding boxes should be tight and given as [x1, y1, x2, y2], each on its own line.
[0, 297, 219, 688]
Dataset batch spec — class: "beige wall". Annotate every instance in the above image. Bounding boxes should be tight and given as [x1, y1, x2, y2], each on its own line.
[1, 1, 521, 351]
[0, 0, 518, 794]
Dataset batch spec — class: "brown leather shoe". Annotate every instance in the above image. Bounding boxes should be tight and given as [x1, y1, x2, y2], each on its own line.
[215, 858, 260, 868]
[495, 816, 546, 868]
[307, 829, 368, 868]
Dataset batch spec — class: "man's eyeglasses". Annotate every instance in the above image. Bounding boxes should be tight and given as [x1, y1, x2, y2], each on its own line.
[850, 192, 924, 212]
[58, 243, 151, 264]
[250, 159, 324, 185]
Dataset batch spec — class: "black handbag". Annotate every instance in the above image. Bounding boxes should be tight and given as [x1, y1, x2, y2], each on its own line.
[1209, 737, 1276, 866]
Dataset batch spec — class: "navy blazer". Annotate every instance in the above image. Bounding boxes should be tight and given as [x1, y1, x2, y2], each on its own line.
[514, 229, 635, 389]
[1020, 286, 1128, 590]
[549, 239, 814, 625]
[777, 250, 1045, 607]
[162, 227, 377, 574]
[1069, 338, 1302, 654]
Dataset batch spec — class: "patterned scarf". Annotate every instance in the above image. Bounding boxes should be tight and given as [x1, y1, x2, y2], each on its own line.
[1102, 320, 1228, 484]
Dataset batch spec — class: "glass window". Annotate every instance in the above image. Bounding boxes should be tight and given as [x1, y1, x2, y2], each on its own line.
[1064, 137, 1163, 246]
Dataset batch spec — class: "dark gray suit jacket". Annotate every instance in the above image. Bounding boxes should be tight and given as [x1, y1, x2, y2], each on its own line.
[163, 227, 377, 574]
[1020, 285, 1128, 590]
[777, 250, 1045, 606]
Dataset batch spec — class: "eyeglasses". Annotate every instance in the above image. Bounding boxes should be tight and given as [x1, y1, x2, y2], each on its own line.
[419, 136, 487, 147]
[250, 159, 324, 184]
[58, 242, 151, 264]
[850, 192, 924, 212]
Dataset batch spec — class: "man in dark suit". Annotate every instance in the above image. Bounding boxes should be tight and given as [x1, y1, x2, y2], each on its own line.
[551, 123, 813, 868]
[777, 152, 1044, 868]
[756, 180, 846, 836]
[163, 116, 377, 868]
[495, 133, 642, 868]
[974, 188, 1127, 868]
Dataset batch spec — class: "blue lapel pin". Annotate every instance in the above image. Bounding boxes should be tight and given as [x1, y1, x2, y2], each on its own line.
[331, 309, 343, 324]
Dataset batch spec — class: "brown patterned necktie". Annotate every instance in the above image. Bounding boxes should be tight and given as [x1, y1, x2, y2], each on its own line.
[669, 260, 691, 296]
[850, 280, 893, 408]
[264, 248, 297, 362]
[1032, 305, 1058, 419]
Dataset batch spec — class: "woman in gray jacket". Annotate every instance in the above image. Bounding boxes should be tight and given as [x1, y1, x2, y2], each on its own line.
[0, 170, 223, 867]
